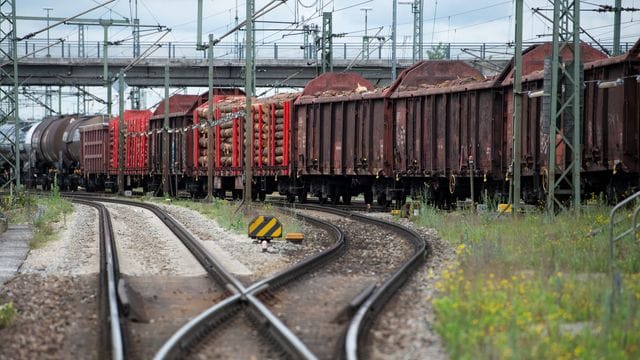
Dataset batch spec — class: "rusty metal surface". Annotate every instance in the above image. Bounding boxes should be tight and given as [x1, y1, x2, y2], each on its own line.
[391, 83, 505, 182]
[500, 42, 607, 85]
[148, 117, 197, 176]
[80, 122, 110, 175]
[389, 60, 484, 93]
[295, 92, 388, 178]
[582, 61, 632, 173]
[501, 43, 640, 181]
[151, 94, 201, 119]
[301, 72, 374, 96]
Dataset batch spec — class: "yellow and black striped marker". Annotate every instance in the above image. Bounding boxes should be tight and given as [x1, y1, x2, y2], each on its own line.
[248, 216, 283, 240]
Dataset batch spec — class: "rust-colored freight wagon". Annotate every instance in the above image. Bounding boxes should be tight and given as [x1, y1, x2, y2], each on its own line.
[386, 61, 496, 206]
[500, 44, 637, 203]
[80, 110, 151, 192]
[193, 92, 298, 200]
[294, 72, 379, 204]
[149, 94, 203, 181]
[80, 119, 110, 191]
[579, 43, 640, 198]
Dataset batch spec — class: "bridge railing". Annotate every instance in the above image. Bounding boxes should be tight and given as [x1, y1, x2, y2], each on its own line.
[8, 39, 631, 63]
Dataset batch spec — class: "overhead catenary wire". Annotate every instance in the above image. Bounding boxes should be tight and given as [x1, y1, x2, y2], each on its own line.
[18, 0, 119, 40]
[122, 28, 171, 73]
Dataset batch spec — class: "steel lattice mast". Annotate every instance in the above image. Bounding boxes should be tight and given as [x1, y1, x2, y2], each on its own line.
[0, 0, 20, 190]
[545, 0, 582, 214]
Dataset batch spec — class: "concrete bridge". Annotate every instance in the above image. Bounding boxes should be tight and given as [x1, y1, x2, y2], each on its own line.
[2, 57, 506, 89]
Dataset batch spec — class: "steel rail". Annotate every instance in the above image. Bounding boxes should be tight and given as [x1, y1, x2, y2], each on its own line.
[245, 207, 346, 294]
[71, 198, 125, 360]
[283, 203, 429, 360]
[67, 195, 244, 291]
[66, 195, 318, 359]
[153, 294, 245, 360]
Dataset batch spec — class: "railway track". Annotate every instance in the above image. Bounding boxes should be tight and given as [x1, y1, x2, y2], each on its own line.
[67, 194, 429, 359]
[67, 195, 315, 359]
[279, 204, 430, 359]
[69, 198, 125, 360]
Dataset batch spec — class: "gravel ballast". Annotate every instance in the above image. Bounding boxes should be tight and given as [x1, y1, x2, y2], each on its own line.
[1, 199, 453, 359]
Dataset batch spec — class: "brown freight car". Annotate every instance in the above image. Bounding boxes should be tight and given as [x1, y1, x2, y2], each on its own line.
[294, 72, 379, 204]
[192, 72, 376, 203]
[80, 110, 152, 192]
[500, 42, 607, 203]
[146, 89, 244, 196]
[501, 41, 640, 203]
[386, 60, 497, 207]
[581, 43, 640, 200]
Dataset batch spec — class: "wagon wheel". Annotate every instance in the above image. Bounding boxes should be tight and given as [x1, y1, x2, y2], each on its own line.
[297, 190, 307, 203]
[364, 190, 373, 205]
[377, 193, 388, 207]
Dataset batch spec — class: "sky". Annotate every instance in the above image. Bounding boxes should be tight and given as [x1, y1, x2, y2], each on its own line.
[12, 0, 640, 118]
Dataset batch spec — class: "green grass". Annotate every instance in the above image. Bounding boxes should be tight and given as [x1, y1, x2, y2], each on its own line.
[0, 302, 15, 328]
[1, 189, 73, 248]
[30, 191, 73, 249]
[416, 205, 640, 359]
[163, 199, 302, 237]
[0, 191, 37, 224]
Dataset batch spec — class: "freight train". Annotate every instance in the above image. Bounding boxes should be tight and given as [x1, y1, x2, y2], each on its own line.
[2, 38, 639, 207]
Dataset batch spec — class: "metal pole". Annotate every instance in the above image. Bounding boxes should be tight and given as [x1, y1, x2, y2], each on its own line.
[417, 0, 423, 60]
[512, 0, 523, 214]
[392, 0, 397, 80]
[12, 0, 21, 190]
[78, 25, 84, 58]
[303, 25, 309, 59]
[117, 69, 125, 195]
[207, 34, 214, 200]
[321, 12, 333, 73]
[547, 1, 561, 215]
[103, 24, 111, 116]
[44, 7, 53, 57]
[235, 0, 239, 59]
[245, 0, 254, 202]
[197, 0, 203, 49]
[163, 64, 170, 196]
[546, 0, 582, 215]
[361, 8, 372, 59]
[572, 0, 581, 211]
[613, 0, 621, 55]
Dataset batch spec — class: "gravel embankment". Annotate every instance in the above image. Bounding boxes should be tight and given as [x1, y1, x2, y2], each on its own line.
[360, 212, 453, 360]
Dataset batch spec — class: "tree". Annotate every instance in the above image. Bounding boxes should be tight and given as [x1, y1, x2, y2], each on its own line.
[427, 42, 449, 60]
